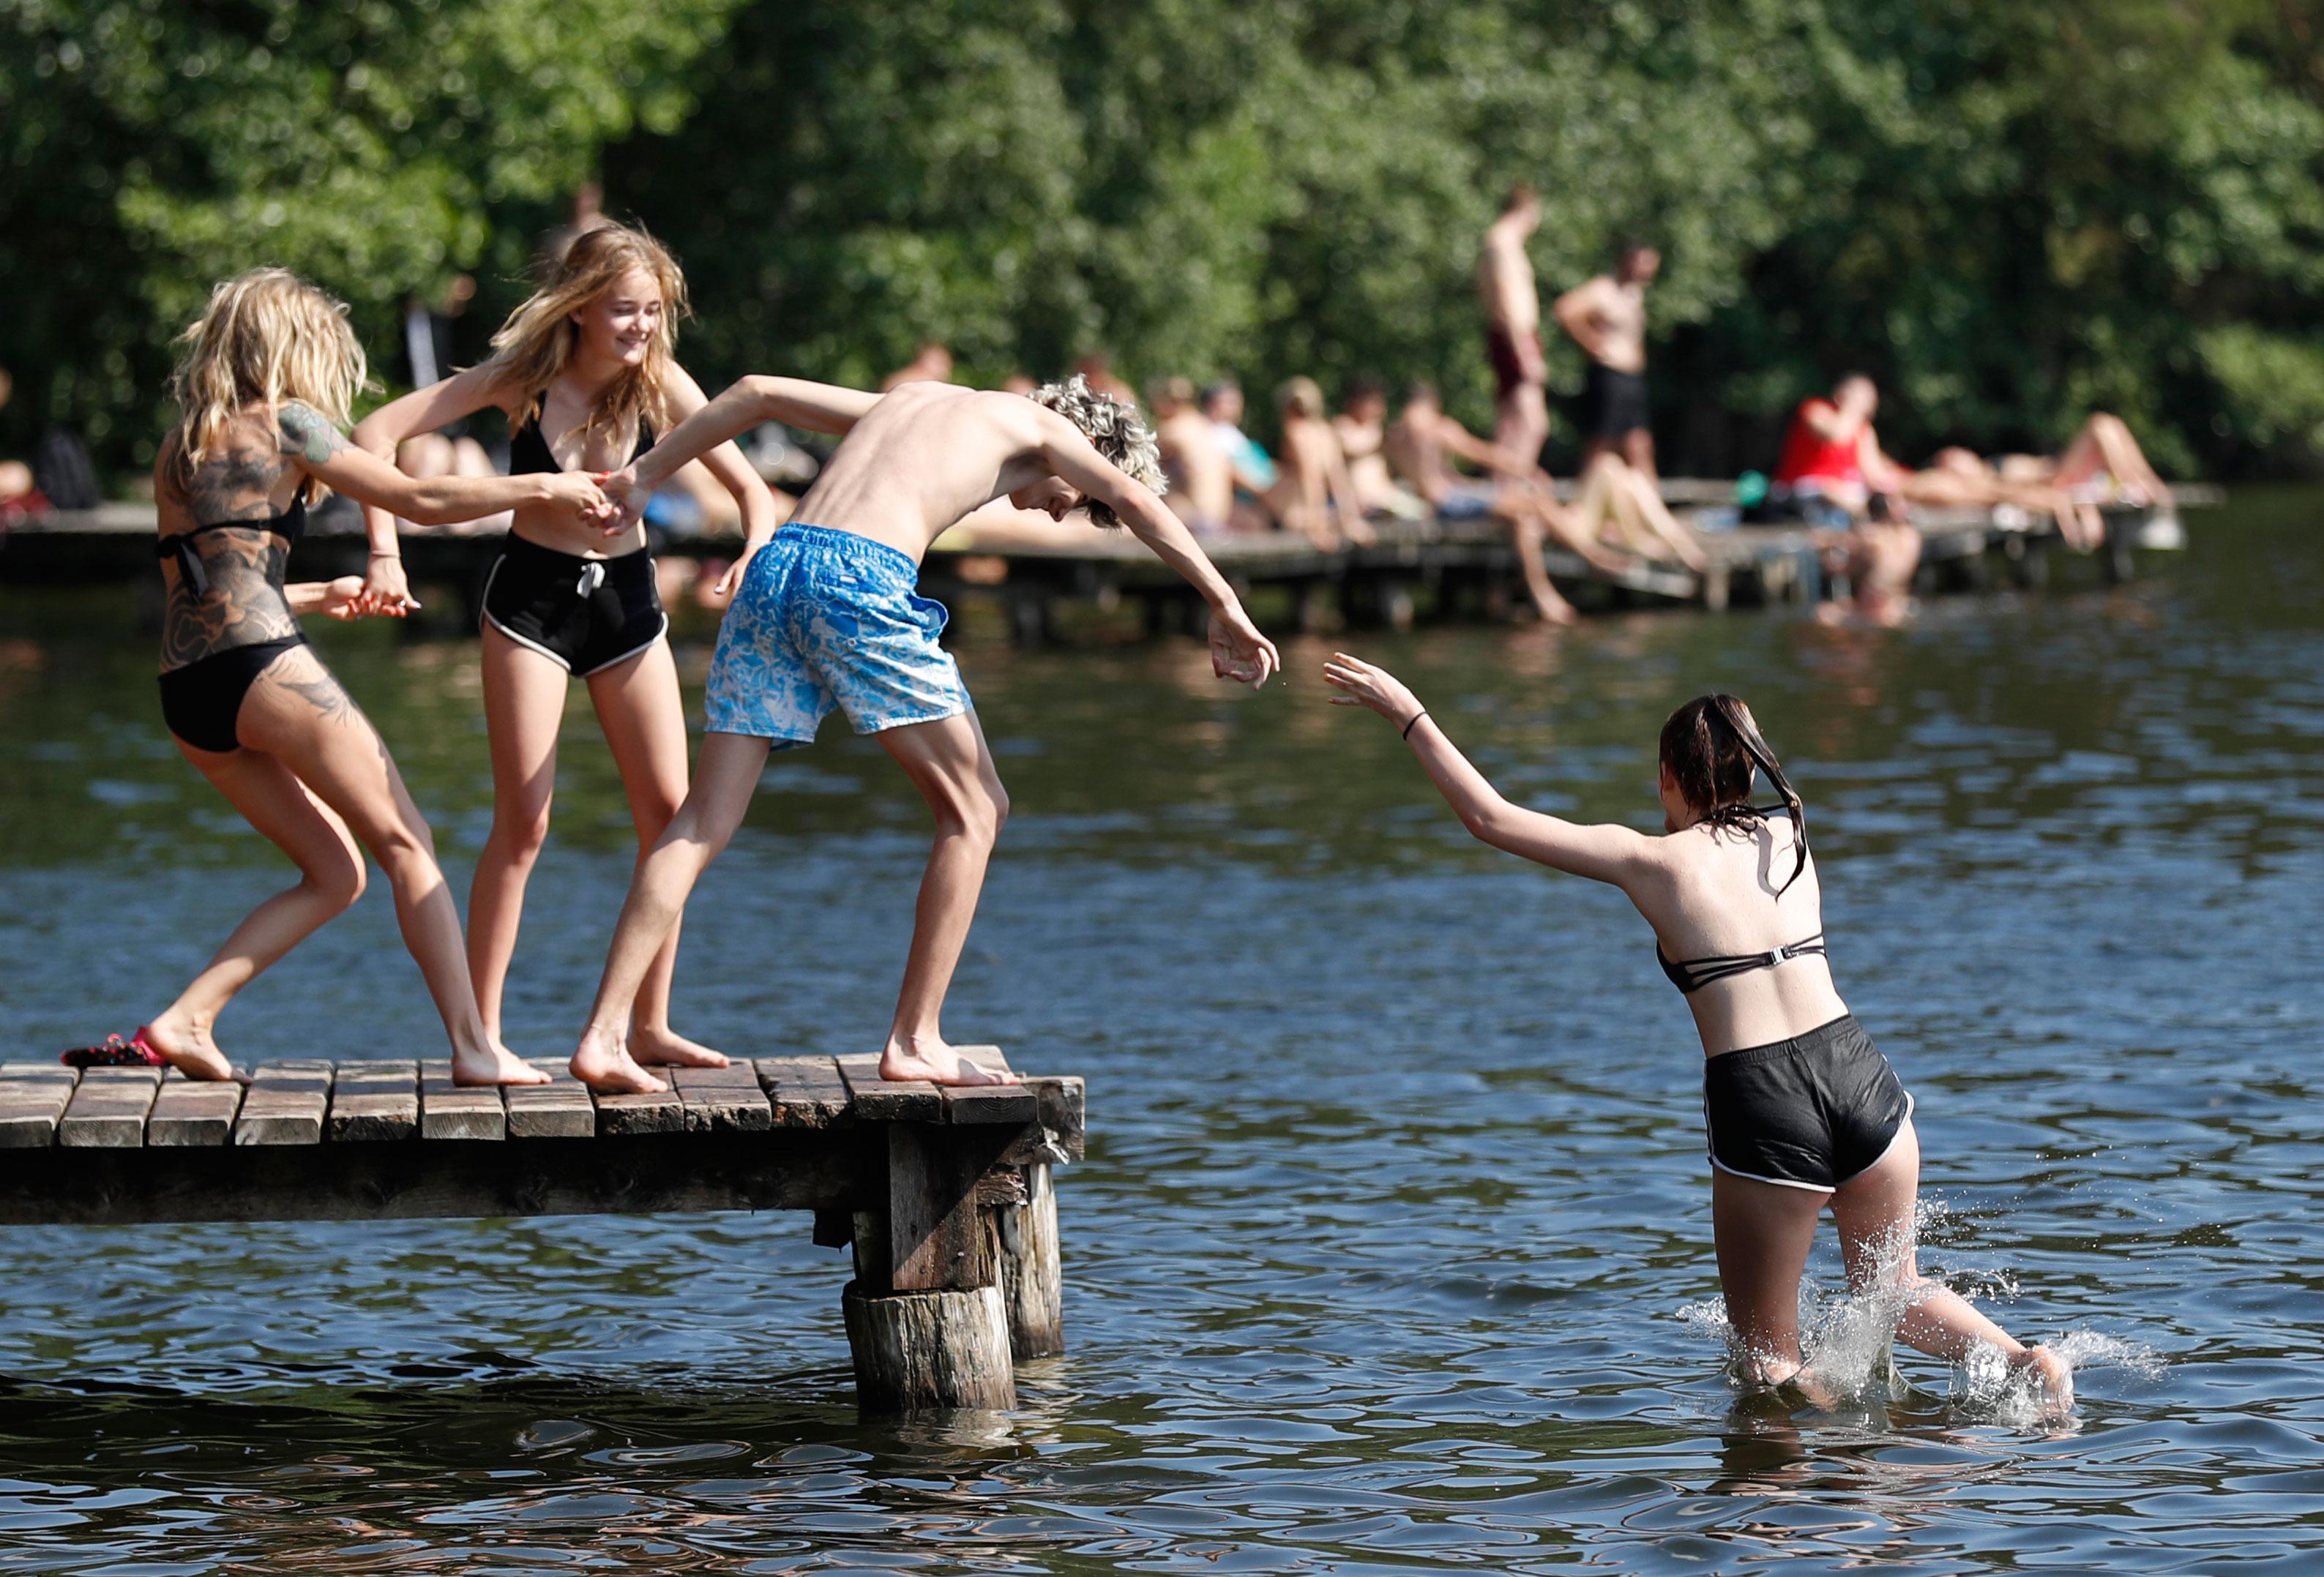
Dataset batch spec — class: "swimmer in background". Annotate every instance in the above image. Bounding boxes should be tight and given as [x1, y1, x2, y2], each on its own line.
[1321, 653, 2075, 1415]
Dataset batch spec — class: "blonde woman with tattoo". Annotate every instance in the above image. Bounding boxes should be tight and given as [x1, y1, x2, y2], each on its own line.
[69, 269, 609, 1085]
[353, 225, 776, 1071]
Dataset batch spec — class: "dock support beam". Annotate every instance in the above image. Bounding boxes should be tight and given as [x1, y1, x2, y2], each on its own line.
[842, 1122, 1028, 1410]
[994, 1160, 1064, 1360]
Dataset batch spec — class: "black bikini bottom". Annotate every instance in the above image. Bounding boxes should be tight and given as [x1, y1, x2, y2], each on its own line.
[1702, 1014, 1914, 1191]
[157, 634, 308, 754]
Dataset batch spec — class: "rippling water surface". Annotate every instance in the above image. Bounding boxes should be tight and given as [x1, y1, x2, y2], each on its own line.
[2, 495, 2321, 1573]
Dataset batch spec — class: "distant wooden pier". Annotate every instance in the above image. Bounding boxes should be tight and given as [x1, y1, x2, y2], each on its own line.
[0, 484, 2215, 640]
[0, 1052, 1081, 1411]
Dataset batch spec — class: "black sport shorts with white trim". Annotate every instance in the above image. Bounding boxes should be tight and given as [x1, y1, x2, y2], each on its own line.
[1702, 1013, 1913, 1192]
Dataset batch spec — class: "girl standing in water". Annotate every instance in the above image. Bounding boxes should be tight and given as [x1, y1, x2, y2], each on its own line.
[86, 269, 611, 1084]
[353, 225, 778, 1069]
[1321, 654, 2073, 1412]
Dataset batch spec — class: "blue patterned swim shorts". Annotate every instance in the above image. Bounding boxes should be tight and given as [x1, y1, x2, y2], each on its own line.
[703, 525, 971, 745]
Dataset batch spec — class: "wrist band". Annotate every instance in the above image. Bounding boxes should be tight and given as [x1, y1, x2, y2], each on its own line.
[1402, 709, 1429, 740]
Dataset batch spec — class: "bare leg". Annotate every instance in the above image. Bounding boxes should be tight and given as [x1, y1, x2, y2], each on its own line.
[1831, 1122, 2072, 1413]
[236, 648, 545, 1085]
[572, 730, 771, 1093]
[1615, 462, 1708, 571]
[142, 747, 368, 1080]
[1510, 477, 1635, 576]
[1622, 425, 1659, 488]
[1500, 505, 1577, 623]
[873, 711, 1019, 1087]
[586, 637, 725, 1068]
[468, 626, 568, 1058]
[2055, 413, 2171, 506]
[1711, 1167, 1829, 1385]
[1495, 380, 1550, 473]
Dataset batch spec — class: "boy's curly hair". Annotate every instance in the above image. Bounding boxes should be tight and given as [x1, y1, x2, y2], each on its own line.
[1028, 374, 1165, 528]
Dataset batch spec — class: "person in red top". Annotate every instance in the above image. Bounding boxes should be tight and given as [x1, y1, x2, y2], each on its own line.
[1774, 374, 1902, 520]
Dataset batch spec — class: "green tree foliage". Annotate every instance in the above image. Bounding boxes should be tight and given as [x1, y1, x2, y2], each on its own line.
[0, 0, 743, 464]
[6, 0, 2324, 479]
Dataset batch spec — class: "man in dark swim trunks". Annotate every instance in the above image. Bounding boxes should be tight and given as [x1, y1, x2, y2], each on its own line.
[1553, 241, 1661, 482]
[1478, 183, 1549, 470]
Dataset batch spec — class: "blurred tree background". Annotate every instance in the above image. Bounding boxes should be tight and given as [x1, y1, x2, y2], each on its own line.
[6, 0, 2324, 486]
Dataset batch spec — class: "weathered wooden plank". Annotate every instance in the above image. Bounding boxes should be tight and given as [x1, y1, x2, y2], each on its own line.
[956, 1045, 1012, 1074]
[325, 1061, 416, 1142]
[0, 1129, 878, 1224]
[942, 1084, 1039, 1126]
[332, 1060, 418, 1084]
[758, 1056, 851, 1129]
[670, 1063, 761, 1090]
[61, 1068, 161, 1148]
[677, 1075, 772, 1135]
[417, 1067, 505, 1142]
[146, 1081, 244, 1147]
[838, 1055, 944, 1124]
[507, 1062, 595, 1139]
[594, 1087, 684, 1136]
[1025, 1076, 1086, 1162]
[0, 1072, 75, 1149]
[233, 1061, 333, 1146]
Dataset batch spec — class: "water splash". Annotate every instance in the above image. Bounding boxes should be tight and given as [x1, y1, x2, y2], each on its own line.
[1675, 1205, 2162, 1422]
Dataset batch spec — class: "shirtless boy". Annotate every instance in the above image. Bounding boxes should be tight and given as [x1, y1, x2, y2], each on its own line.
[572, 375, 1280, 1093]
[1553, 241, 1661, 479]
[1479, 184, 1550, 470]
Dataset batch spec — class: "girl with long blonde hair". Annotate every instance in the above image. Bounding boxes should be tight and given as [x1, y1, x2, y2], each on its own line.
[73, 268, 611, 1085]
[352, 222, 777, 1070]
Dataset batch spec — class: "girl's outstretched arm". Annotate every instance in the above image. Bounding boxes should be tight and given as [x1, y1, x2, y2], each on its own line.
[1323, 652, 1659, 888]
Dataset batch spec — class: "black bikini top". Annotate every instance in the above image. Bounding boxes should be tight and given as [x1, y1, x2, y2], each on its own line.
[156, 484, 308, 599]
[1656, 932, 1827, 994]
[510, 400, 654, 476]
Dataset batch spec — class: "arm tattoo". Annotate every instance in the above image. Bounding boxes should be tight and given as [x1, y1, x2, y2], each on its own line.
[278, 402, 348, 466]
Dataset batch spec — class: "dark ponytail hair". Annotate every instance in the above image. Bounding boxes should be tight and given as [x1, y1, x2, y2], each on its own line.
[1656, 694, 1810, 893]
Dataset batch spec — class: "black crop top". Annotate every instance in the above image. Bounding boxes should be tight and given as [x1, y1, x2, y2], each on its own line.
[509, 402, 654, 476]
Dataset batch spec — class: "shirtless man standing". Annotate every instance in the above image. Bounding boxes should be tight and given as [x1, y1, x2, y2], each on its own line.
[1478, 184, 1550, 470]
[1553, 241, 1660, 480]
[1151, 377, 1232, 536]
[572, 375, 1279, 1093]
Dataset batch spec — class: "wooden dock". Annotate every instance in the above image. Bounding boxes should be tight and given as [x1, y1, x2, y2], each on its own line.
[0, 1052, 1081, 1411]
[0, 484, 2214, 638]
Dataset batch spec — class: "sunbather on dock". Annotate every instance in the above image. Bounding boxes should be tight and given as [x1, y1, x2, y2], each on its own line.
[569, 374, 1279, 1094]
[1268, 377, 1370, 550]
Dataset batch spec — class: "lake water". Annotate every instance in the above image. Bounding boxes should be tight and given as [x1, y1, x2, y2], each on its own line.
[1, 496, 2320, 1573]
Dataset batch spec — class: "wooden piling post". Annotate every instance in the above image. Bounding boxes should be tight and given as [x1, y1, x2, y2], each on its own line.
[993, 1160, 1064, 1360]
[840, 1118, 1023, 1410]
[842, 1281, 1015, 1411]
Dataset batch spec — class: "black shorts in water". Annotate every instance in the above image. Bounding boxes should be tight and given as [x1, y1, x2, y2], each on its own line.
[1702, 1014, 1913, 1191]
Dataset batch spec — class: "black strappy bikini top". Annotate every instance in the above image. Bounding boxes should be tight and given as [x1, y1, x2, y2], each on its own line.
[155, 484, 308, 599]
[510, 401, 654, 476]
[1656, 932, 1827, 994]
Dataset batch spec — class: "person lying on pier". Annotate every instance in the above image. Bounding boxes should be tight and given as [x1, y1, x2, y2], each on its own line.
[569, 372, 1280, 1093]
[1267, 377, 1372, 550]
[1386, 383, 1616, 624]
[1320, 655, 2074, 1416]
[77, 268, 614, 1085]
[1987, 412, 2175, 524]
[1894, 450, 2105, 551]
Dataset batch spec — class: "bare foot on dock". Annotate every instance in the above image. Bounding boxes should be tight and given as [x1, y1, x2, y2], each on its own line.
[2020, 1344, 2075, 1417]
[880, 1037, 1020, 1087]
[140, 1013, 239, 1082]
[571, 1028, 668, 1094]
[452, 1044, 553, 1087]
[631, 1027, 731, 1070]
